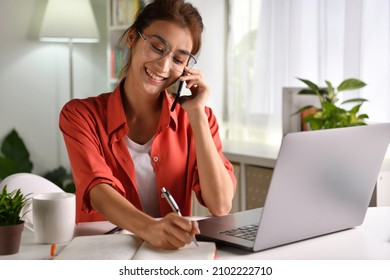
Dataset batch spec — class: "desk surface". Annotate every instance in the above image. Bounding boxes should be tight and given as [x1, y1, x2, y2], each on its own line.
[1, 207, 389, 260]
[219, 207, 390, 260]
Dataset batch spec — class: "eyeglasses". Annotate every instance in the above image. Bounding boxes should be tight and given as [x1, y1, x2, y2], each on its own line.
[137, 30, 197, 73]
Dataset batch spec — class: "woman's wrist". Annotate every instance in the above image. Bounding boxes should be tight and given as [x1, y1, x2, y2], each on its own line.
[130, 213, 156, 241]
[186, 107, 207, 124]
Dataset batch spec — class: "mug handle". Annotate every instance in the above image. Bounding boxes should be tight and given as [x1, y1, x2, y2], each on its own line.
[20, 199, 34, 231]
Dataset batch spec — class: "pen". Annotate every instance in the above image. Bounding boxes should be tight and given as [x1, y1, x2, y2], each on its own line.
[161, 187, 199, 247]
[104, 226, 122, 235]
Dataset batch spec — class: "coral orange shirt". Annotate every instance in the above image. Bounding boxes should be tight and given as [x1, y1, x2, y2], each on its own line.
[59, 83, 236, 223]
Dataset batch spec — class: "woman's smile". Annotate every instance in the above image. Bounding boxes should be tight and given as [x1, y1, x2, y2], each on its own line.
[145, 67, 167, 82]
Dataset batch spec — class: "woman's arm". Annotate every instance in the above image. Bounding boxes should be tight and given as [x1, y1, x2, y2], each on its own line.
[180, 68, 235, 216]
[89, 183, 199, 249]
[187, 110, 235, 216]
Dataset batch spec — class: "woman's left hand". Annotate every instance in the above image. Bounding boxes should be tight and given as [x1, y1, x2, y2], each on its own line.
[177, 66, 210, 114]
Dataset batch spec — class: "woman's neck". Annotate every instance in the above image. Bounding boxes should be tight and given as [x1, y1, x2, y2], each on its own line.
[122, 77, 163, 144]
[123, 78, 162, 116]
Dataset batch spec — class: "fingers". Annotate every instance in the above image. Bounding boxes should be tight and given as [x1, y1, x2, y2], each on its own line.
[166, 220, 200, 249]
[181, 67, 203, 89]
[145, 213, 198, 250]
[164, 213, 196, 244]
[192, 221, 200, 234]
[176, 67, 210, 112]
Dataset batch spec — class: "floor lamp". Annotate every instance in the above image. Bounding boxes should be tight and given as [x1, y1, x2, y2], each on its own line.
[39, 0, 100, 100]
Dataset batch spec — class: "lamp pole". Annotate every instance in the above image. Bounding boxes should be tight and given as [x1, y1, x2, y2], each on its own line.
[68, 40, 74, 100]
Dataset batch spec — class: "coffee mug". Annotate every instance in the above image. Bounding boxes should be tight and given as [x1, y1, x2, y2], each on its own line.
[24, 192, 76, 244]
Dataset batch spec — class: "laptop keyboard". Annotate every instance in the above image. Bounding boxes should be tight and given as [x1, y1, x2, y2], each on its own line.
[219, 224, 258, 241]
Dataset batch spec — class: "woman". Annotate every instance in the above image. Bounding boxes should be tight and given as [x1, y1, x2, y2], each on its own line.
[59, 0, 236, 249]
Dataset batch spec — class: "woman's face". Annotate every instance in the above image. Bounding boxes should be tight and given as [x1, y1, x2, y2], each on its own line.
[128, 20, 194, 96]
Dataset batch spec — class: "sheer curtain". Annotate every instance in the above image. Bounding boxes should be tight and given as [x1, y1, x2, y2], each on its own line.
[225, 0, 390, 145]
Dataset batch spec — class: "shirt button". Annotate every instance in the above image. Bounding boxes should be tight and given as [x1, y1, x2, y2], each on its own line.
[153, 156, 159, 162]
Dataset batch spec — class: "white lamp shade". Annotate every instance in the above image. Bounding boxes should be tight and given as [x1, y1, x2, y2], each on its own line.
[40, 0, 100, 43]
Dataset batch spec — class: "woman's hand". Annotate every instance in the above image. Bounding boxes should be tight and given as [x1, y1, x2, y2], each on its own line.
[177, 66, 210, 114]
[142, 213, 200, 250]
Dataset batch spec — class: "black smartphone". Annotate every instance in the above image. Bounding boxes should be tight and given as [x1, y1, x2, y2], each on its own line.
[170, 72, 186, 112]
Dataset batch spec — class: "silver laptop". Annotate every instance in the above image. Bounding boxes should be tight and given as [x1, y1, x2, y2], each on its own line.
[198, 123, 390, 251]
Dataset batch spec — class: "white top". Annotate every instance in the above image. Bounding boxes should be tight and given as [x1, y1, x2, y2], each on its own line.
[125, 136, 159, 218]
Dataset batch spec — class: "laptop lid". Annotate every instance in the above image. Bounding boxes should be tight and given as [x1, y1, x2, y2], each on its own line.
[197, 123, 390, 252]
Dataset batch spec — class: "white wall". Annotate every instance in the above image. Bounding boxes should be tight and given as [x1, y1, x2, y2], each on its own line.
[0, 0, 226, 175]
[0, 0, 108, 174]
[190, 0, 226, 122]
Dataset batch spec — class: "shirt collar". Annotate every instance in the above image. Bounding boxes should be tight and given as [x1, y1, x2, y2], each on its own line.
[107, 82, 179, 138]
[107, 82, 128, 139]
[161, 91, 178, 132]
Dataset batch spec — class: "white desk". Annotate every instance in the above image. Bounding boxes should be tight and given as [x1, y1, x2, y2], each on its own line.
[1, 207, 389, 260]
[218, 207, 390, 260]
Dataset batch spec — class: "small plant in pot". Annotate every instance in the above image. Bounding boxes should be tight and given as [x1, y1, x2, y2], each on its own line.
[0, 185, 30, 255]
[294, 78, 369, 130]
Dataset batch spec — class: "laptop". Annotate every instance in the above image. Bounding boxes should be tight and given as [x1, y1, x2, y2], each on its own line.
[197, 123, 390, 252]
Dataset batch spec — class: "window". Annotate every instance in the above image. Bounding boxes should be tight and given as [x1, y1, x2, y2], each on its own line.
[225, 0, 390, 145]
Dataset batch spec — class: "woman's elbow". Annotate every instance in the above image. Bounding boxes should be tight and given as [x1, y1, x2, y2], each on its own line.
[209, 203, 232, 217]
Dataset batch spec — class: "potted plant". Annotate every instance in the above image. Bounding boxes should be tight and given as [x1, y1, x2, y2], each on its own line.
[0, 185, 30, 255]
[294, 78, 369, 130]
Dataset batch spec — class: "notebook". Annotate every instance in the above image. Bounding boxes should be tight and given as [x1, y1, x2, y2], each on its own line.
[56, 234, 216, 260]
[198, 123, 390, 252]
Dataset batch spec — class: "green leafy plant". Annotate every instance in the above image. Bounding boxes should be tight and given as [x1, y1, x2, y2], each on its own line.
[0, 185, 30, 226]
[0, 129, 33, 180]
[294, 78, 369, 130]
[0, 129, 75, 193]
[43, 166, 76, 193]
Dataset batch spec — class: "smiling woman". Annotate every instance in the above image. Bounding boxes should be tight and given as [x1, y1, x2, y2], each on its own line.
[117, 0, 203, 84]
[59, 0, 236, 251]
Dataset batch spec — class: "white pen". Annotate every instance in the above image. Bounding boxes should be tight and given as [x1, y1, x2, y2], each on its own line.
[161, 187, 199, 247]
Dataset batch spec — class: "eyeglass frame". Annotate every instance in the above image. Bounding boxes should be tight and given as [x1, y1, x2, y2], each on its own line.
[136, 29, 197, 73]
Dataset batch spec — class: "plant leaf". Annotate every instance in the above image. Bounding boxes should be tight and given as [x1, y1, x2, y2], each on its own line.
[357, 114, 369, 119]
[337, 78, 367, 92]
[321, 101, 339, 114]
[349, 104, 362, 115]
[0, 129, 33, 179]
[325, 80, 337, 102]
[43, 166, 76, 193]
[43, 166, 68, 187]
[308, 120, 323, 130]
[341, 98, 368, 104]
[63, 182, 76, 193]
[0, 185, 30, 226]
[297, 89, 317, 95]
[0, 157, 17, 179]
[296, 78, 320, 94]
[1, 129, 29, 162]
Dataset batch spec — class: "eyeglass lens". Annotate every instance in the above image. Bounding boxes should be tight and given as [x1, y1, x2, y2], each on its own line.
[142, 36, 196, 72]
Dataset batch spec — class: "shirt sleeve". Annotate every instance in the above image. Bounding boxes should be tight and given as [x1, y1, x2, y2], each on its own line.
[59, 100, 126, 217]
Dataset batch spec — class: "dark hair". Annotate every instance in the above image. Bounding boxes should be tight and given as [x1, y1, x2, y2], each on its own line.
[117, 0, 204, 82]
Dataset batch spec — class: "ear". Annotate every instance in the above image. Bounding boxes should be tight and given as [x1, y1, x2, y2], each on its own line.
[126, 28, 137, 48]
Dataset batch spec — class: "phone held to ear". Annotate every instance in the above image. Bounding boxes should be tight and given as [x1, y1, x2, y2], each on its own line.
[170, 72, 186, 112]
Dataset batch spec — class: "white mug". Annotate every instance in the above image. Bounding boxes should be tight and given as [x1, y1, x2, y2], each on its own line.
[24, 192, 76, 244]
